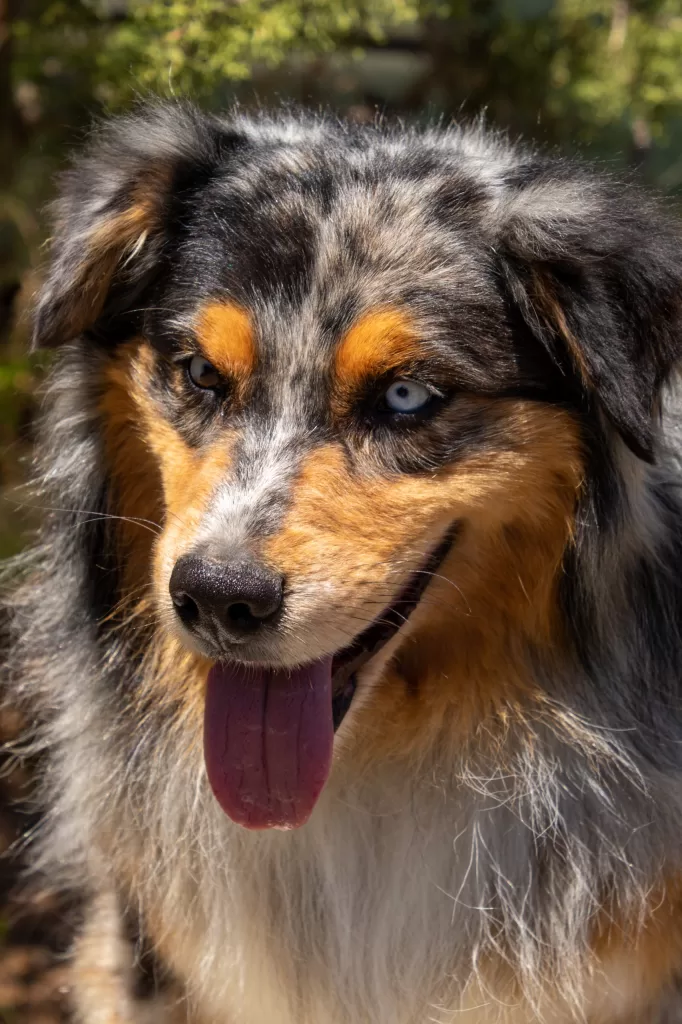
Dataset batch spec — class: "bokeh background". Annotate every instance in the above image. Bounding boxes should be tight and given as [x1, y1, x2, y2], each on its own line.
[0, 1, 680, 1019]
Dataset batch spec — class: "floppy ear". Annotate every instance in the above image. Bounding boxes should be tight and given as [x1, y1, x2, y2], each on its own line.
[33, 103, 246, 349]
[496, 170, 682, 462]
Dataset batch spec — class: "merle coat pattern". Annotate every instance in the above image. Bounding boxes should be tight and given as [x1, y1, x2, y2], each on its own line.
[5, 103, 682, 1023]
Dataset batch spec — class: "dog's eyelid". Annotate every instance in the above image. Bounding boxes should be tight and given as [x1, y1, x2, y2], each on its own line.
[169, 350, 218, 375]
[417, 380, 446, 400]
[363, 360, 448, 390]
[169, 348, 204, 366]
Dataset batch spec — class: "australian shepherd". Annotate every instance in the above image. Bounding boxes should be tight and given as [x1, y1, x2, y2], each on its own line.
[5, 103, 682, 1023]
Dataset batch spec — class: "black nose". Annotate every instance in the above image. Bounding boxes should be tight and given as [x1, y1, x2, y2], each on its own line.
[169, 555, 283, 643]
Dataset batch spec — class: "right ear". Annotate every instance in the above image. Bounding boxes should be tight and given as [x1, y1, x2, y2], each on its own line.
[33, 103, 247, 349]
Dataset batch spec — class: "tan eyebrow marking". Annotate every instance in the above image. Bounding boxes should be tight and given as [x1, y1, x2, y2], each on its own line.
[333, 307, 426, 400]
[193, 301, 256, 386]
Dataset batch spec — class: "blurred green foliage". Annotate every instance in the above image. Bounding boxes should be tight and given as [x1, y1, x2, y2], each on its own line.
[99, 0, 421, 91]
[10, 0, 682, 145]
[0, 0, 680, 554]
[549, 0, 682, 139]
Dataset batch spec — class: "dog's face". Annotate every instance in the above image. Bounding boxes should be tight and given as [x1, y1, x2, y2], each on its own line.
[35, 107, 682, 828]
[119, 205, 582, 674]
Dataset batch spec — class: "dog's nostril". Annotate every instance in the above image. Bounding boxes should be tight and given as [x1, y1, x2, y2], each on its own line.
[172, 591, 199, 626]
[227, 601, 262, 632]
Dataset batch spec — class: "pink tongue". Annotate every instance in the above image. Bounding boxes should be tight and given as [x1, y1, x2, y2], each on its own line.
[204, 658, 334, 830]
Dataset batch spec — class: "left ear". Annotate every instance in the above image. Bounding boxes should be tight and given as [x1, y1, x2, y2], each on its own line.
[496, 173, 682, 462]
[32, 102, 248, 350]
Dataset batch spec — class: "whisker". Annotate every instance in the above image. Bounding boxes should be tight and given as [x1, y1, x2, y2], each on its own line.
[2, 496, 163, 536]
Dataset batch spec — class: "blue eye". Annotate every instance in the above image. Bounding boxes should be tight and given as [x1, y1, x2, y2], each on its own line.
[384, 379, 432, 413]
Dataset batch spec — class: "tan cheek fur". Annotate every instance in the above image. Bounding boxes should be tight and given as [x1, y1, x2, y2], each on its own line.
[99, 339, 236, 713]
[584, 878, 682, 1022]
[265, 401, 584, 758]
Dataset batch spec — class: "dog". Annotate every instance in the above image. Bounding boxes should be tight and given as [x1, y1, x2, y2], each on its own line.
[5, 101, 682, 1023]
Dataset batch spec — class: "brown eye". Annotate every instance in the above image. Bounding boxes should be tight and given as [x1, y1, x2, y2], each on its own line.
[188, 355, 220, 389]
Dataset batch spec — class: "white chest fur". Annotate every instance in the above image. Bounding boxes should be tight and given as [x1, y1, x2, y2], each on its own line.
[133, 758, 652, 1024]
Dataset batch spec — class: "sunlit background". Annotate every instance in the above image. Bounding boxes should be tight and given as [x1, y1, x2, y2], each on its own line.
[0, 0, 680, 1018]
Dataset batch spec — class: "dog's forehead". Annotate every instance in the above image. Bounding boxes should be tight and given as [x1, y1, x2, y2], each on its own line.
[166, 146, 499, 389]
[227, 154, 489, 291]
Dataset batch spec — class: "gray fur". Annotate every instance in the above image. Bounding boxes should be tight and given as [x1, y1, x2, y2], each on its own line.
[5, 107, 682, 1022]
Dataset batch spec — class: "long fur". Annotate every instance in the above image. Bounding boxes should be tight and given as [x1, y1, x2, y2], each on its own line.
[5, 105, 682, 1023]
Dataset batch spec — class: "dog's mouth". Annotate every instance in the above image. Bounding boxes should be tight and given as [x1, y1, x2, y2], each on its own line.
[203, 525, 458, 831]
[329, 524, 459, 732]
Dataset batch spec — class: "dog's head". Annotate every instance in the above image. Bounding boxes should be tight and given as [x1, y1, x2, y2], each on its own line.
[34, 105, 682, 828]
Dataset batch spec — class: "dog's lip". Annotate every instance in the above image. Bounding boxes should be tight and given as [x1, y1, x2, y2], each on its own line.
[330, 522, 460, 730]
